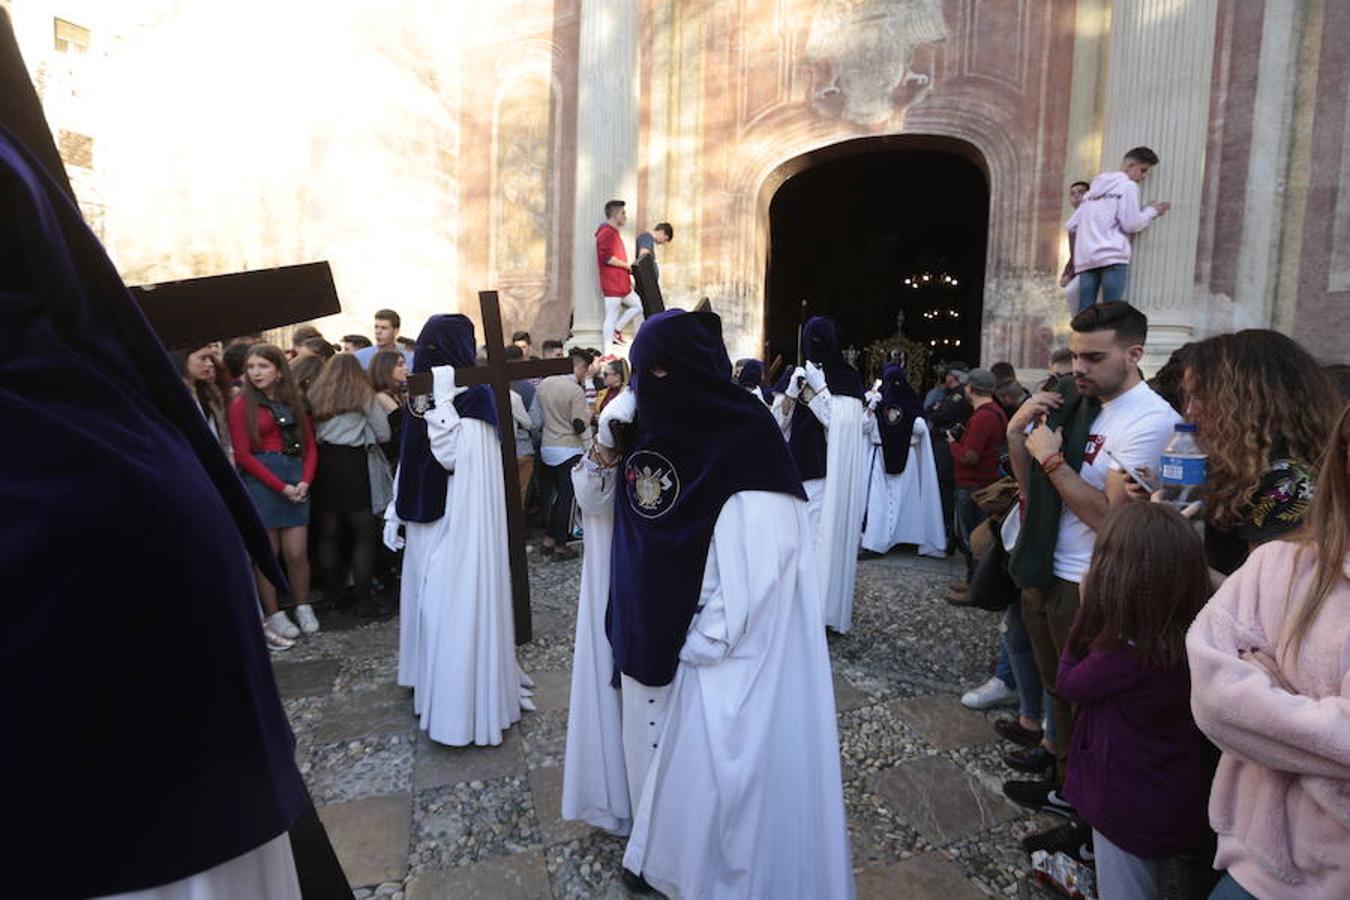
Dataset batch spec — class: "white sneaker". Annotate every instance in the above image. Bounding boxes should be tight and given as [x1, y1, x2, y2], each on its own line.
[293, 604, 320, 635]
[263, 623, 294, 651]
[961, 676, 1017, 710]
[267, 610, 300, 640]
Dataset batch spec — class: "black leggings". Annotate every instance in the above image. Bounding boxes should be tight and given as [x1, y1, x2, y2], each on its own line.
[542, 455, 581, 544]
[315, 508, 376, 607]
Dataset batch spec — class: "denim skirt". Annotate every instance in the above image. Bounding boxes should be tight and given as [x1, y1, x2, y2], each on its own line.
[241, 452, 310, 529]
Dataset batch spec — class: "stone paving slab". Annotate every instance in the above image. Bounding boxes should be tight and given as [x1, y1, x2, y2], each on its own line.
[317, 793, 413, 888]
[856, 852, 990, 899]
[528, 765, 592, 847]
[892, 693, 999, 750]
[405, 850, 551, 900]
[412, 728, 527, 791]
[871, 754, 1019, 846]
[272, 658, 341, 699]
[313, 683, 416, 744]
[530, 669, 572, 713]
[834, 671, 873, 711]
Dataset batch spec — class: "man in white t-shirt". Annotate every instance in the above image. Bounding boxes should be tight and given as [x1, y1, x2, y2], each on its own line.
[1000, 301, 1180, 817]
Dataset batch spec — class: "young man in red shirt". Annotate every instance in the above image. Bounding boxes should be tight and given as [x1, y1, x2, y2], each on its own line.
[947, 368, 1008, 587]
[596, 199, 643, 351]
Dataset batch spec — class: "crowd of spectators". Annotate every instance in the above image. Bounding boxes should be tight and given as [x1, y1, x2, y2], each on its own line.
[925, 303, 1347, 899]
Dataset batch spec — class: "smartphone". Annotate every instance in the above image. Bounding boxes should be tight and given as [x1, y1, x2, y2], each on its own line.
[1103, 448, 1159, 494]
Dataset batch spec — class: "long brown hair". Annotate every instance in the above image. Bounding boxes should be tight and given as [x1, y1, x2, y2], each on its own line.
[1282, 404, 1350, 666]
[288, 354, 325, 395]
[369, 349, 406, 397]
[242, 344, 309, 452]
[308, 353, 375, 421]
[1069, 503, 1212, 669]
[1185, 331, 1335, 529]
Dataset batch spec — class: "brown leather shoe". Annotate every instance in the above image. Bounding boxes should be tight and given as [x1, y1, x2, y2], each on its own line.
[995, 717, 1044, 748]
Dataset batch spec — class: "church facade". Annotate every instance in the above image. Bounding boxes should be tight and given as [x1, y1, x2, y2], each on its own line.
[14, 0, 1349, 369]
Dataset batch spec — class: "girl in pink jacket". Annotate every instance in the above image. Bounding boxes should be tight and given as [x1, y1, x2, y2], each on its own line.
[1187, 406, 1350, 900]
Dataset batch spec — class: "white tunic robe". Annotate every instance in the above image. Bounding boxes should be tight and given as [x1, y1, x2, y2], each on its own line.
[97, 834, 300, 900]
[561, 457, 632, 835]
[621, 491, 855, 900]
[859, 414, 947, 557]
[807, 390, 869, 633]
[395, 475, 447, 689]
[409, 403, 524, 746]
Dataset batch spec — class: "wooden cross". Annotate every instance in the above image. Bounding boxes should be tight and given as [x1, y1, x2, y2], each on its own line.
[130, 262, 342, 349]
[407, 291, 572, 644]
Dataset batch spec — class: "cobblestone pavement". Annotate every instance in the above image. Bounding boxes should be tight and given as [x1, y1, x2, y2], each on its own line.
[276, 546, 1061, 899]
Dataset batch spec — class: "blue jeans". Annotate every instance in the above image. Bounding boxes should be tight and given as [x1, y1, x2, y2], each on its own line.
[1094, 829, 1163, 900]
[1209, 873, 1258, 900]
[1075, 263, 1129, 311]
[1001, 603, 1043, 721]
[953, 488, 987, 581]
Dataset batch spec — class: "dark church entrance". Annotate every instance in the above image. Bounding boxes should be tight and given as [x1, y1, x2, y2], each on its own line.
[763, 137, 989, 380]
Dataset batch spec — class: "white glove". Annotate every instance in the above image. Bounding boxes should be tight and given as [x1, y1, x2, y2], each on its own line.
[597, 387, 637, 448]
[864, 390, 882, 411]
[804, 361, 827, 394]
[382, 517, 405, 552]
[431, 365, 467, 407]
[785, 367, 806, 399]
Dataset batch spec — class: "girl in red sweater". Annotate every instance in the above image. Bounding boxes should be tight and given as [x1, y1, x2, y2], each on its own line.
[228, 344, 318, 648]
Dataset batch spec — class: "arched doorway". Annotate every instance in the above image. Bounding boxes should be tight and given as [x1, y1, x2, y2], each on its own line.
[762, 136, 990, 376]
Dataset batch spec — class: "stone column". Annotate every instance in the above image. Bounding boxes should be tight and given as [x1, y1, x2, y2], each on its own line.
[1100, 0, 1219, 371]
[570, 0, 640, 350]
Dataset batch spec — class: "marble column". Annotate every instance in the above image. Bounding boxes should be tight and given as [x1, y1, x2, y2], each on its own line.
[1100, 0, 1219, 371]
[570, 0, 640, 350]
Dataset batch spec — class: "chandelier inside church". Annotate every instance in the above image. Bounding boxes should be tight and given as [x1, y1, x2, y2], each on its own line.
[900, 269, 964, 350]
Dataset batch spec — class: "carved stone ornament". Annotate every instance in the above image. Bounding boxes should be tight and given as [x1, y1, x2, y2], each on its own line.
[805, 0, 950, 125]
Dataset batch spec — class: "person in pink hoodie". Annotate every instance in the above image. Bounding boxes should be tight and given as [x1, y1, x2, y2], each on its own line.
[1187, 405, 1350, 900]
[1066, 147, 1171, 312]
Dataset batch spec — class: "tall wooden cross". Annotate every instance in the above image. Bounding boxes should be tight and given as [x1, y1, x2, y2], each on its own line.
[408, 291, 572, 645]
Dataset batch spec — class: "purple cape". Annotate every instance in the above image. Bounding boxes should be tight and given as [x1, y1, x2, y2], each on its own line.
[395, 314, 498, 523]
[877, 363, 923, 474]
[607, 310, 805, 687]
[0, 125, 304, 896]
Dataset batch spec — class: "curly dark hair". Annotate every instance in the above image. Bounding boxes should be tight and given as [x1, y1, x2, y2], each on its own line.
[1185, 330, 1336, 529]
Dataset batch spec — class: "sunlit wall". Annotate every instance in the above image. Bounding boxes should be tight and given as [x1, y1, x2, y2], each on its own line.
[14, 0, 465, 343]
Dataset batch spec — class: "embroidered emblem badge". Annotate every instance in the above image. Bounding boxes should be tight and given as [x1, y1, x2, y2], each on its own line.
[625, 450, 680, 519]
[409, 392, 433, 418]
[884, 405, 903, 426]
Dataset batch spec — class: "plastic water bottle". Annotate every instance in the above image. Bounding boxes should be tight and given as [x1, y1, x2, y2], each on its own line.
[1160, 423, 1206, 506]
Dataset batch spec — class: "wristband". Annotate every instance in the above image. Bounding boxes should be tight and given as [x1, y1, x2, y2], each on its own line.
[1040, 452, 1064, 476]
